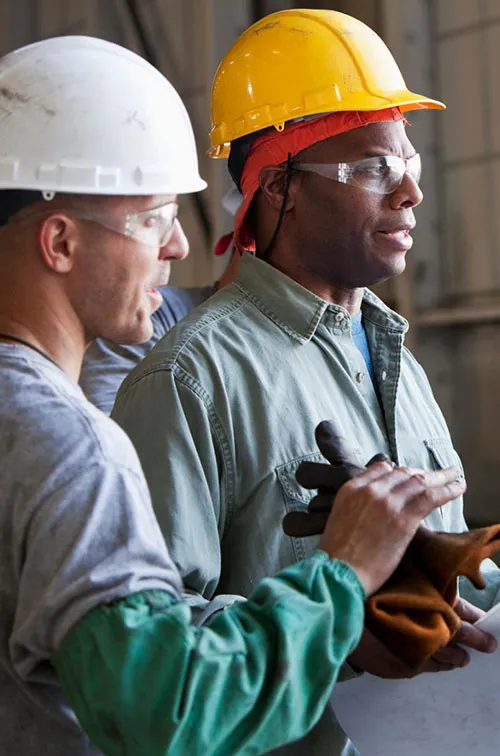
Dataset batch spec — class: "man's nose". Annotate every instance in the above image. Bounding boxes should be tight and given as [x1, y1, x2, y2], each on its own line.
[390, 172, 423, 210]
[159, 219, 189, 261]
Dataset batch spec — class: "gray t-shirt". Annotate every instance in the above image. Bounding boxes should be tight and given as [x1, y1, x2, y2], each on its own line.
[0, 344, 182, 755]
[80, 285, 214, 414]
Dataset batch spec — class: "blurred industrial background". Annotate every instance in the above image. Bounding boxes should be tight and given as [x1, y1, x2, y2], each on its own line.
[1, 0, 498, 527]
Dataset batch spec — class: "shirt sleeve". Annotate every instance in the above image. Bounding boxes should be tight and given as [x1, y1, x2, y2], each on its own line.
[113, 365, 241, 624]
[11, 458, 182, 680]
[54, 551, 365, 756]
[80, 338, 154, 414]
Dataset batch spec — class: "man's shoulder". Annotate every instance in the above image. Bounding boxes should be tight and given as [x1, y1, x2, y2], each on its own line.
[154, 285, 216, 334]
[1, 351, 141, 476]
[127, 284, 253, 375]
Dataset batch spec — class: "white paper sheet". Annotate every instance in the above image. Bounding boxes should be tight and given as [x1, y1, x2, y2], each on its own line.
[331, 601, 500, 755]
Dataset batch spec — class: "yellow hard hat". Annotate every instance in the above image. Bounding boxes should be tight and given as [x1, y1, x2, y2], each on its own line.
[209, 9, 445, 159]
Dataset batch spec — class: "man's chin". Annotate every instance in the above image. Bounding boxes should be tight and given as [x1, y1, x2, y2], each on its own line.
[370, 254, 407, 286]
[108, 319, 154, 347]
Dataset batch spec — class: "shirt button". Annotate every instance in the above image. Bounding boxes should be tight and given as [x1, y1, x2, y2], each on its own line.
[356, 371, 365, 384]
[382, 370, 387, 381]
[335, 312, 345, 323]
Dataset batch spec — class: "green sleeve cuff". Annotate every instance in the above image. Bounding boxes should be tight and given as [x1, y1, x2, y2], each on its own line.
[54, 552, 364, 756]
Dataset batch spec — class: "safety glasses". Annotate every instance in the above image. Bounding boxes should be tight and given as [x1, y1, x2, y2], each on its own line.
[70, 201, 179, 247]
[294, 154, 421, 195]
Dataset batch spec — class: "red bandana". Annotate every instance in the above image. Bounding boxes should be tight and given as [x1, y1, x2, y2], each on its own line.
[233, 107, 406, 252]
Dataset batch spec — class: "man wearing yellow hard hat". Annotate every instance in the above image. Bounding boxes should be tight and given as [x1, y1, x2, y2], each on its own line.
[0, 30, 467, 756]
[113, 10, 500, 754]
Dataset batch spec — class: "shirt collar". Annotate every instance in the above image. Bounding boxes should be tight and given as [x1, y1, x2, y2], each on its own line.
[233, 253, 408, 342]
[361, 288, 409, 334]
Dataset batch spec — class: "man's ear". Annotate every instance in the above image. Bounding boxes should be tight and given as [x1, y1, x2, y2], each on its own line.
[259, 165, 298, 213]
[37, 213, 79, 273]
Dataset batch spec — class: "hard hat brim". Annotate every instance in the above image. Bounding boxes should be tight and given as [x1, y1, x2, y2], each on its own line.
[208, 92, 446, 160]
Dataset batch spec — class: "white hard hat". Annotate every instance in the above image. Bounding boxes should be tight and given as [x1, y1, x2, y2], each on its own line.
[0, 36, 207, 195]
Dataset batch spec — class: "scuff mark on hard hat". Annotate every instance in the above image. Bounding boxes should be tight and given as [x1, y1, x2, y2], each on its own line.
[0, 87, 29, 104]
[124, 110, 146, 131]
[252, 21, 310, 36]
[0, 87, 55, 116]
[251, 21, 280, 35]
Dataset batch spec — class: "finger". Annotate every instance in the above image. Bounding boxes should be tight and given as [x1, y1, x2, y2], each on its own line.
[344, 466, 465, 517]
[453, 596, 486, 625]
[342, 460, 401, 490]
[407, 481, 467, 521]
[296, 461, 361, 490]
[431, 642, 470, 668]
[282, 510, 329, 537]
[357, 466, 461, 505]
[315, 420, 364, 467]
[349, 467, 420, 497]
[297, 454, 392, 500]
[386, 466, 461, 503]
[367, 453, 393, 467]
[308, 493, 335, 513]
[453, 621, 497, 653]
[401, 473, 466, 519]
[297, 453, 391, 494]
[421, 654, 468, 673]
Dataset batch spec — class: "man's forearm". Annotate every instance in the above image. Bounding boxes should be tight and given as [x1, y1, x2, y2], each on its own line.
[54, 551, 364, 756]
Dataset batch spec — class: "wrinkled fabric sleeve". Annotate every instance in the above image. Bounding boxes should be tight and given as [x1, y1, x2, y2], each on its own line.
[11, 460, 183, 678]
[113, 366, 242, 624]
[80, 339, 153, 415]
[54, 552, 365, 756]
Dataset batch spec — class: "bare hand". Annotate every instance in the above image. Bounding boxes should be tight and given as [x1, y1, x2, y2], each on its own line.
[427, 597, 497, 669]
[349, 629, 471, 678]
[348, 630, 466, 678]
[350, 599, 497, 678]
[349, 630, 425, 679]
[319, 462, 467, 596]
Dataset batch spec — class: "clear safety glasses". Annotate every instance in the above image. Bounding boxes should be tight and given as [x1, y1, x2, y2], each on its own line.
[70, 201, 179, 247]
[294, 154, 422, 195]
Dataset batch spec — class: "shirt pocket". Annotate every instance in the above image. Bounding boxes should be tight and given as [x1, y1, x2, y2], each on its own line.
[424, 437, 464, 476]
[276, 453, 324, 563]
[400, 436, 465, 531]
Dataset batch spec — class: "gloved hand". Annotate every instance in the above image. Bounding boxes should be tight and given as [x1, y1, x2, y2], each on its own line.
[282, 421, 499, 668]
[283, 420, 391, 537]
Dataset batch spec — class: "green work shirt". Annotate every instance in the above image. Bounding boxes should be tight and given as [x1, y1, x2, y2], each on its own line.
[113, 252, 499, 755]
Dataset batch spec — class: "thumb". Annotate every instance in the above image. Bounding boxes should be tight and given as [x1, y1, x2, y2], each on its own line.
[315, 420, 364, 467]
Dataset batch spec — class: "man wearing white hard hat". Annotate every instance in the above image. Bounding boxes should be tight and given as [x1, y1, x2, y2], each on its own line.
[111, 9, 500, 755]
[80, 187, 242, 414]
[0, 34, 463, 756]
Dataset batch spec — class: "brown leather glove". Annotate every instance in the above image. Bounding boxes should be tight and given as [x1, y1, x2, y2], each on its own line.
[282, 422, 500, 669]
[282, 419, 391, 537]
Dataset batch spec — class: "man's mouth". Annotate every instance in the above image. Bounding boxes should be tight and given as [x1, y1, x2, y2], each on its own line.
[376, 225, 415, 251]
[146, 287, 163, 309]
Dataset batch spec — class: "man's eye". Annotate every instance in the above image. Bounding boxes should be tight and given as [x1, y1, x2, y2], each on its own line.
[143, 215, 161, 228]
[356, 164, 388, 177]
[360, 158, 395, 179]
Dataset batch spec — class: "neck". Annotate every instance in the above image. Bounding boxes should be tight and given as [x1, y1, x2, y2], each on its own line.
[264, 257, 364, 316]
[0, 294, 85, 382]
